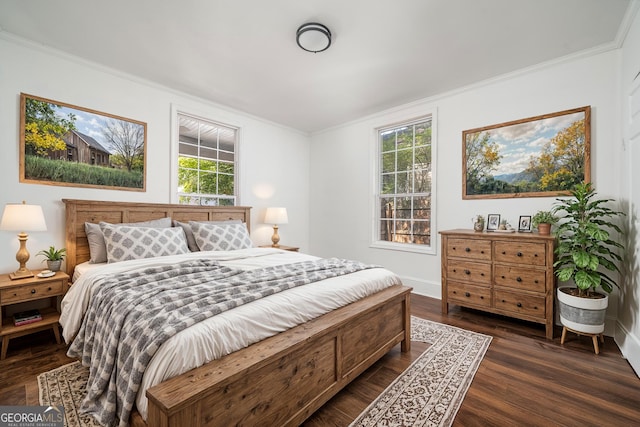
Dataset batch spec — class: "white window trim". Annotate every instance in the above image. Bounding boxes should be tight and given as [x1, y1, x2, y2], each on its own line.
[170, 104, 241, 205]
[369, 109, 437, 255]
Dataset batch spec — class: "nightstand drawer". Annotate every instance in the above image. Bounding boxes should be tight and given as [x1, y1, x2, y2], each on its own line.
[0, 280, 64, 304]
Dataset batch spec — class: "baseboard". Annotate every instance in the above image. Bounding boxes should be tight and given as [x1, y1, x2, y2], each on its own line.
[614, 321, 640, 378]
[398, 275, 441, 300]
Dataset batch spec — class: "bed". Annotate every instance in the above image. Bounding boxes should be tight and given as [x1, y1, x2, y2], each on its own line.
[61, 198, 412, 427]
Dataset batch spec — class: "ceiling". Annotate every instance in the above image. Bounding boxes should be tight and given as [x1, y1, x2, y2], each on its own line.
[0, 0, 632, 133]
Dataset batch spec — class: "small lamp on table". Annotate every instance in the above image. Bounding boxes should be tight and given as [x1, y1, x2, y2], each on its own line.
[0, 201, 47, 280]
[264, 207, 288, 248]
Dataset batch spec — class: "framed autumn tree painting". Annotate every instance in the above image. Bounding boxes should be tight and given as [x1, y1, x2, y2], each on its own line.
[462, 106, 590, 199]
[19, 93, 147, 191]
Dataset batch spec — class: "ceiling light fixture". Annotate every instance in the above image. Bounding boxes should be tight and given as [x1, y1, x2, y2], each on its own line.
[296, 22, 331, 53]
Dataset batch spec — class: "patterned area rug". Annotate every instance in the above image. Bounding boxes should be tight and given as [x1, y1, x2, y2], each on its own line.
[38, 316, 491, 427]
[350, 316, 492, 427]
[38, 361, 101, 427]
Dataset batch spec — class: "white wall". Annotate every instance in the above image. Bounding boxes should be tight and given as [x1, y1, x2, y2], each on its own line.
[617, 3, 640, 376]
[0, 34, 310, 274]
[309, 49, 623, 324]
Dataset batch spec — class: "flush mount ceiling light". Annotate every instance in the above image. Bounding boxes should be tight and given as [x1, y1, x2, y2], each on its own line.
[296, 22, 332, 53]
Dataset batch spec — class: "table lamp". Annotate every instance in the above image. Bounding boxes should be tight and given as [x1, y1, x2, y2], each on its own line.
[264, 207, 288, 248]
[1, 201, 47, 280]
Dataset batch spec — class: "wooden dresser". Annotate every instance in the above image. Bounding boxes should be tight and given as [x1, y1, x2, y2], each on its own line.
[440, 229, 555, 339]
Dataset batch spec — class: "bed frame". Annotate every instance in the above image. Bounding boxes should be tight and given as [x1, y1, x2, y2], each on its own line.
[63, 199, 412, 427]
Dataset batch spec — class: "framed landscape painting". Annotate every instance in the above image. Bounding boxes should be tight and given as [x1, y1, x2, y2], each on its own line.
[462, 106, 590, 199]
[19, 93, 147, 191]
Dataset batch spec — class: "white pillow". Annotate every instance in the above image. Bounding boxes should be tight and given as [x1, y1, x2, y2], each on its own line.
[190, 222, 253, 251]
[100, 224, 189, 263]
[85, 217, 172, 263]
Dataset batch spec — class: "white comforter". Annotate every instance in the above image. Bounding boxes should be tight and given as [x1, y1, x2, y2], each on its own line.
[60, 248, 401, 420]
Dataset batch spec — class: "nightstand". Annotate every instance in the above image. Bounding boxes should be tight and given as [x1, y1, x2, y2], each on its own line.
[0, 270, 70, 359]
[259, 245, 300, 252]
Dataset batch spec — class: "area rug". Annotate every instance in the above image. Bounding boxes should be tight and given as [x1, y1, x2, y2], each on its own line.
[38, 316, 491, 427]
[350, 316, 492, 427]
[38, 360, 101, 427]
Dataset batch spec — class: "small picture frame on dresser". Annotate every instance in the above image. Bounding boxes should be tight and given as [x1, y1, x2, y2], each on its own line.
[487, 214, 500, 231]
[518, 215, 532, 232]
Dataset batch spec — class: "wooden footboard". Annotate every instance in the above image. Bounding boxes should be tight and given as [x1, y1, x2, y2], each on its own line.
[144, 284, 412, 427]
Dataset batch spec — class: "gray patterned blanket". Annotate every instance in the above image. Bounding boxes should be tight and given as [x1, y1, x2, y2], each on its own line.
[67, 257, 377, 427]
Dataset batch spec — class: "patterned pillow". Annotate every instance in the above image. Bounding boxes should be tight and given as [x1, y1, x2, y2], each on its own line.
[190, 222, 253, 251]
[100, 224, 189, 263]
[86, 217, 172, 263]
[173, 219, 241, 252]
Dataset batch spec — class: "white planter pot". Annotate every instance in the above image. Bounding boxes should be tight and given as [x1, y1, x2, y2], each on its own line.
[557, 287, 608, 334]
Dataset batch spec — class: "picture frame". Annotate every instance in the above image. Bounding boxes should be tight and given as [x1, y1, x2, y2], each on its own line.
[462, 106, 590, 199]
[518, 215, 532, 232]
[486, 214, 500, 231]
[20, 93, 147, 191]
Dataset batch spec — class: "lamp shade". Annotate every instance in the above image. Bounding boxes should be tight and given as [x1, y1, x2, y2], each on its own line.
[296, 22, 332, 53]
[264, 207, 288, 225]
[0, 202, 47, 232]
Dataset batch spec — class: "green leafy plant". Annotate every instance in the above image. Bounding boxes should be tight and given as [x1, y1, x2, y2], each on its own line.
[553, 182, 625, 296]
[531, 210, 558, 228]
[37, 246, 66, 261]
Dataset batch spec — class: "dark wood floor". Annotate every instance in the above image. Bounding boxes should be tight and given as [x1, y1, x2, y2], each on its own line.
[1, 294, 639, 426]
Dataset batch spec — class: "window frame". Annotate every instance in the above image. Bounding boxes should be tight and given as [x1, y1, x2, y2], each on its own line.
[171, 106, 240, 205]
[370, 111, 437, 255]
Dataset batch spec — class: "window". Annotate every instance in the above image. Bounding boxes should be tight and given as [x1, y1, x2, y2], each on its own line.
[374, 116, 434, 252]
[176, 113, 238, 206]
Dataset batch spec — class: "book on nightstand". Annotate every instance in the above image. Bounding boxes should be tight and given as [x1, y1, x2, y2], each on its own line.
[13, 309, 43, 326]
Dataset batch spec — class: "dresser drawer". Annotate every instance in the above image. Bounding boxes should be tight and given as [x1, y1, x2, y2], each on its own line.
[448, 282, 492, 308]
[447, 238, 491, 261]
[494, 290, 546, 319]
[494, 266, 546, 292]
[447, 261, 491, 285]
[0, 280, 64, 304]
[494, 241, 547, 266]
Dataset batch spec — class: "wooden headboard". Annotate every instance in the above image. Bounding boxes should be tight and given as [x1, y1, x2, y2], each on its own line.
[63, 199, 252, 277]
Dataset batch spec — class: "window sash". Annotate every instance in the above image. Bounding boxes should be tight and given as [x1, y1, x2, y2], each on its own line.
[176, 113, 238, 205]
[374, 116, 434, 251]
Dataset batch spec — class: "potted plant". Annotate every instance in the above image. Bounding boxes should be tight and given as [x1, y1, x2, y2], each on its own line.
[472, 215, 485, 232]
[531, 210, 558, 235]
[553, 182, 625, 335]
[37, 246, 66, 272]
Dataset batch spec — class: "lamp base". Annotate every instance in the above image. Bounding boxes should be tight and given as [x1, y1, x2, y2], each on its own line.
[9, 269, 34, 280]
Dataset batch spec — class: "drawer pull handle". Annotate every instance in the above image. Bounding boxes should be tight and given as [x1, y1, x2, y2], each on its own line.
[465, 292, 471, 297]
[502, 299, 506, 303]
[48, 287, 52, 291]
[453, 269, 457, 273]
[480, 273, 485, 276]
[534, 280, 539, 284]
[501, 275, 505, 279]
[534, 254, 538, 257]
[517, 252, 523, 257]
[465, 247, 471, 252]
[534, 306, 538, 310]
[452, 290, 457, 294]
[464, 269, 471, 275]
[31, 289, 36, 294]
[516, 277, 522, 282]
[452, 247, 457, 250]
[502, 251, 506, 255]
[517, 302, 522, 307]
[481, 250, 485, 254]
[480, 296, 484, 299]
